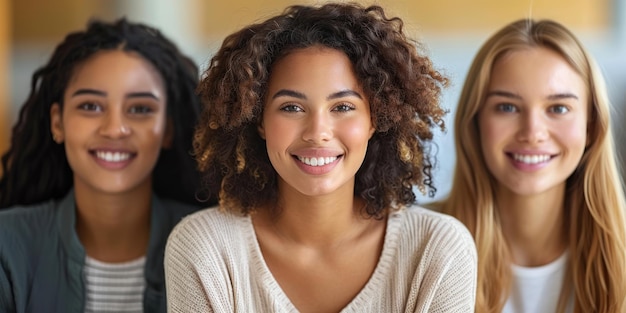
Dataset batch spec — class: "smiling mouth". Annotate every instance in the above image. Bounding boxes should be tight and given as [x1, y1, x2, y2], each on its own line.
[296, 156, 340, 166]
[93, 151, 134, 162]
[510, 153, 553, 165]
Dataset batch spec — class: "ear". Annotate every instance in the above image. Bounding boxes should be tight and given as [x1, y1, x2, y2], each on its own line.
[257, 120, 266, 140]
[50, 103, 64, 143]
[162, 117, 174, 149]
[368, 119, 376, 139]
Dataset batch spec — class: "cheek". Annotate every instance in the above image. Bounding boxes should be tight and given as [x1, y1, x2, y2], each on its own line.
[141, 115, 169, 145]
[61, 117, 91, 145]
[149, 122, 166, 140]
[341, 118, 373, 143]
[262, 117, 293, 150]
[477, 116, 502, 153]
[559, 119, 588, 153]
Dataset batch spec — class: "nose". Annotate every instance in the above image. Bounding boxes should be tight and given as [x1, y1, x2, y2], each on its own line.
[301, 111, 332, 143]
[516, 110, 548, 143]
[99, 109, 132, 139]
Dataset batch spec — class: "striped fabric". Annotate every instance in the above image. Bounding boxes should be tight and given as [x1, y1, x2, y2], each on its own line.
[83, 255, 146, 313]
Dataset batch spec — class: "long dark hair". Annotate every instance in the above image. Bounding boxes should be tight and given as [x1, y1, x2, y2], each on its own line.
[0, 18, 203, 208]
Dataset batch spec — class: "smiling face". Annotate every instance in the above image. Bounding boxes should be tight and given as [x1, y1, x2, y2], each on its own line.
[478, 46, 588, 197]
[259, 47, 375, 198]
[50, 49, 169, 196]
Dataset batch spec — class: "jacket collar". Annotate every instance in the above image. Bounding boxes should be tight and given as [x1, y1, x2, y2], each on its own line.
[57, 189, 85, 263]
[56, 189, 171, 286]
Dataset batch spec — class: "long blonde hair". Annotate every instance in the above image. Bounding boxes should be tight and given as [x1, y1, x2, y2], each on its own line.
[441, 19, 626, 312]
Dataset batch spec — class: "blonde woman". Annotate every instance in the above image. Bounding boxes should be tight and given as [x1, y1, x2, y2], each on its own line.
[435, 19, 626, 313]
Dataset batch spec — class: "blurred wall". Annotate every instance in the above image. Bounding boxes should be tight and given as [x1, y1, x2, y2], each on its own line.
[4, 0, 625, 200]
[199, 0, 608, 35]
[0, 0, 9, 164]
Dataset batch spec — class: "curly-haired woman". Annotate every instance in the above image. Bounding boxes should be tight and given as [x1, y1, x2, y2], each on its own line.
[165, 3, 477, 312]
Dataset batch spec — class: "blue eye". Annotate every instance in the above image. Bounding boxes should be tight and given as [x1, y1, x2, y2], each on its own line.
[497, 103, 517, 113]
[549, 105, 569, 114]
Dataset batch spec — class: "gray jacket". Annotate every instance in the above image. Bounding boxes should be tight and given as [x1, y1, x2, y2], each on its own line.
[0, 190, 198, 313]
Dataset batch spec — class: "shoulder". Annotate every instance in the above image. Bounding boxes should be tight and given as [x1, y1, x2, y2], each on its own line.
[0, 200, 60, 268]
[401, 204, 472, 236]
[155, 196, 201, 220]
[393, 204, 476, 259]
[165, 207, 252, 269]
[0, 200, 58, 241]
[174, 206, 246, 233]
[167, 207, 249, 251]
[152, 196, 202, 236]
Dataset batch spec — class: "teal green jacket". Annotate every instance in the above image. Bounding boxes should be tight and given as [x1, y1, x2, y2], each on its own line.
[0, 190, 198, 313]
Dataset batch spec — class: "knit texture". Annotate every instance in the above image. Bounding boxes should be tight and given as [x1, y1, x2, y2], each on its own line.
[165, 205, 477, 313]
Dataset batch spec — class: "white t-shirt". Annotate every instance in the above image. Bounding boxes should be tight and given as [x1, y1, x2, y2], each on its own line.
[503, 251, 573, 313]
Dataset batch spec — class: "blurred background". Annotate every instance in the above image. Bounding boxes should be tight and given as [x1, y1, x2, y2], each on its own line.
[1, 0, 624, 202]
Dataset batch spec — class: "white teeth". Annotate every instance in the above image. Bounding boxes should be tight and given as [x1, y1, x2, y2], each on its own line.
[512, 154, 551, 164]
[96, 151, 131, 162]
[297, 156, 338, 167]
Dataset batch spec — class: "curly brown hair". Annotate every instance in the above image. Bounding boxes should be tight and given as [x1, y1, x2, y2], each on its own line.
[194, 2, 448, 217]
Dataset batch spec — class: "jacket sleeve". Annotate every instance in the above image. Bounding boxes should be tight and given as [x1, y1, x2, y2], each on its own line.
[0, 245, 16, 312]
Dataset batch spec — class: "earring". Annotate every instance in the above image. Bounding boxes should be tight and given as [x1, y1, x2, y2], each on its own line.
[52, 134, 60, 143]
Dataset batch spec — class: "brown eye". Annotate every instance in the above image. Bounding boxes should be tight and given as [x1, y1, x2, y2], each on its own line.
[128, 105, 154, 114]
[280, 104, 304, 113]
[332, 103, 355, 112]
[78, 102, 102, 112]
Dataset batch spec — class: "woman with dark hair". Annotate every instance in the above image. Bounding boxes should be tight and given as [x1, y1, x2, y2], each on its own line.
[0, 18, 206, 312]
[165, 3, 477, 312]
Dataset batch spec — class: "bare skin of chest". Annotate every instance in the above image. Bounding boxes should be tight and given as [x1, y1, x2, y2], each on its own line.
[256, 219, 386, 313]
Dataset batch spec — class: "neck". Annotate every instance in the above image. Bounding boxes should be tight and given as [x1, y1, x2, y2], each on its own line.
[73, 181, 152, 263]
[496, 183, 567, 267]
[256, 181, 374, 248]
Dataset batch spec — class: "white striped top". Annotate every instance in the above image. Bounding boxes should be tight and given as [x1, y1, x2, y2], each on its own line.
[84, 255, 146, 313]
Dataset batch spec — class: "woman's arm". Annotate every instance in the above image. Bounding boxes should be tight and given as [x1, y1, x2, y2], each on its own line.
[164, 219, 216, 313]
[411, 213, 478, 313]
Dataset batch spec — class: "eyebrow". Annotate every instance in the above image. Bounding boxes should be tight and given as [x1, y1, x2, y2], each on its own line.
[272, 89, 306, 100]
[487, 90, 578, 101]
[271, 89, 363, 100]
[327, 90, 363, 100]
[486, 90, 522, 99]
[546, 93, 578, 101]
[72, 89, 160, 100]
